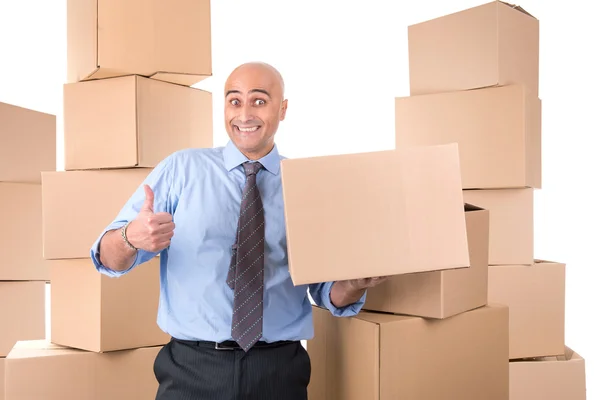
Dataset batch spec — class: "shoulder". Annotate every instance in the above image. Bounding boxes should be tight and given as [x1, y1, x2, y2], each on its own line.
[163, 147, 226, 169]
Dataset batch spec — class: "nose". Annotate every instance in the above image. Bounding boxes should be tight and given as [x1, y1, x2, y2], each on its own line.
[239, 103, 254, 123]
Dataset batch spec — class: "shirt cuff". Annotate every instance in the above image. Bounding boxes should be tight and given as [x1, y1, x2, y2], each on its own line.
[90, 222, 138, 277]
[321, 281, 367, 317]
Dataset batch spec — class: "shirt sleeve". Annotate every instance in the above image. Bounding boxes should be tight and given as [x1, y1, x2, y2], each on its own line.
[308, 281, 366, 317]
[90, 155, 175, 277]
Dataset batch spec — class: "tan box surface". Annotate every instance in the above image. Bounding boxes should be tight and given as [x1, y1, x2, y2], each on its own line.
[50, 257, 169, 352]
[395, 84, 541, 189]
[63, 75, 213, 170]
[308, 304, 509, 400]
[67, 0, 212, 86]
[0, 357, 4, 400]
[489, 260, 565, 359]
[408, 0, 539, 96]
[0, 282, 46, 357]
[0, 101, 56, 184]
[0, 183, 49, 280]
[42, 168, 151, 259]
[510, 347, 586, 400]
[281, 143, 470, 285]
[5, 340, 162, 400]
[463, 188, 533, 265]
[363, 203, 489, 318]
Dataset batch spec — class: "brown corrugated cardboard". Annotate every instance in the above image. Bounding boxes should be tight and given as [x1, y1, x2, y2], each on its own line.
[67, 0, 212, 86]
[408, 0, 539, 96]
[0, 282, 45, 357]
[63, 75, 213, 170]
[0, 183, 49, 280]
[0, 101, 56, 184]
[42, 168, 151, 259]
[395, 84, 541, 189]
[489, 260, 565, 359]
[281, 143, 470, 285]
[308, 304, 509, 400]
[463, 188, 533, 265]
[0, 357, 4, 400]
[510, 347, 586, 400]
[363, 203, 489, 318]
[50, 257, 169, 352]
[4, 340, 161, 399]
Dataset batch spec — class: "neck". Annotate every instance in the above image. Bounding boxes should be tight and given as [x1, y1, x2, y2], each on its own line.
[242, 143, 274, 161]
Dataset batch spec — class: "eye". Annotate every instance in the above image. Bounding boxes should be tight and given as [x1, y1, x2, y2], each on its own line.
[254, 99, 266, 106]
[230, 99, 240, 106]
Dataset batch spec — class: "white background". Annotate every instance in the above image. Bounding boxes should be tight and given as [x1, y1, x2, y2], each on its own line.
[1, 0, 598, 397]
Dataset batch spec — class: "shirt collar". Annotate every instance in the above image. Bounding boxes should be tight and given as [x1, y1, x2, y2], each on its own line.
[223, 140, 281, 175]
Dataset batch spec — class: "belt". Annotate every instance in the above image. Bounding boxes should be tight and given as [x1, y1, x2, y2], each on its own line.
[172, 338, 298, 351]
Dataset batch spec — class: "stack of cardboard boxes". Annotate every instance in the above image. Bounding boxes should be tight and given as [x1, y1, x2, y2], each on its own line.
[281, 1, 586, 399]
[3, 1, 214, 398]
[280, 123, 509, 397]
[397, 1, 586, 398]
[0, 102, 55, 400]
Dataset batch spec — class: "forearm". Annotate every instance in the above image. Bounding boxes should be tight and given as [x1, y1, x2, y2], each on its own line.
[98, 228, 137, 272]
[329, 280, 367, 308]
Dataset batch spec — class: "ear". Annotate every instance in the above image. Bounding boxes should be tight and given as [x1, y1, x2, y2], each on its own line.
[279, 99, 288, 121]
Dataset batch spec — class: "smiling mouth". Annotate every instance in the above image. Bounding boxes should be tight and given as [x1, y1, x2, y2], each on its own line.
[235, 125, 261, 133]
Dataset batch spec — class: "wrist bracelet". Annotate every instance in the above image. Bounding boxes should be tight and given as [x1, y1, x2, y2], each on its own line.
[121, 221, 137, 251]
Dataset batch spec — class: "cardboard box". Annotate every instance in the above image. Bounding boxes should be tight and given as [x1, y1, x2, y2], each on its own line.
[489, 260, 565, 359]
[510, 347, 586, 400]
[0, 101, 56, 183]
[281, 143, 470, 285]
[395, 84, 541, 189]
[363, 203, 489, 319]
[42, 168, 151, 259]
[4, 340, 161, 399]
[308, 304, 509, 400]
[0, 183, 49, 280]
[50, 257, 169, 352]
[63, 75, 213, 170]
[0, 282, 45, 357]
[408, 0, 539, 96]
[463, 188, 533, 265]
[0, 357, 4, 400]
[67, 0, 212, 86]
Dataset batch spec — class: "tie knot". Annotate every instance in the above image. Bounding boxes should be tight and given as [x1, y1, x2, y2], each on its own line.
[243, 161, 263, 177]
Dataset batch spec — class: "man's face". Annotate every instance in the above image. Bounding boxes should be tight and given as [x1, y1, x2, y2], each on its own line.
[224, 64, 288, 160]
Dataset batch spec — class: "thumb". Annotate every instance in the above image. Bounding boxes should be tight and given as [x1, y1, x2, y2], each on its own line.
[141, 184, 155, 213]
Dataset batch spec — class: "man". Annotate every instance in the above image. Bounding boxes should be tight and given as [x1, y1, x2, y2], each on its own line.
[90, 61, 386, 400]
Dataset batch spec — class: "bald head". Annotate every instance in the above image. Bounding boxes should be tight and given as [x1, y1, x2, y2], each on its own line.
[223, 62, 289, 160]
[225, 62, 285, 99]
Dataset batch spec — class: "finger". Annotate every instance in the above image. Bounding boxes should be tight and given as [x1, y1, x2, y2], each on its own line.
[154, 222, 175, 234]
[152, 212, 174, 224]
[141, 185, 155, 213]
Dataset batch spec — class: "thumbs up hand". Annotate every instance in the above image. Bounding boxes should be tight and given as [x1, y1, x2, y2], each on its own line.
[125, 184, 175, 252]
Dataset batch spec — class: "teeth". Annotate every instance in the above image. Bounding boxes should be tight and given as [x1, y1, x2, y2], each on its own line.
[238, 126, 259, 133]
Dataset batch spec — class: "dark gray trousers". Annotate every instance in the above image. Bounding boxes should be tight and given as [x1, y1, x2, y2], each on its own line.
[154, 338, 311, 400]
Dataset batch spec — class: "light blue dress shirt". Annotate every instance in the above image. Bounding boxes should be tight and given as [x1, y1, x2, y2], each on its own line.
[90, 141, 366, 342]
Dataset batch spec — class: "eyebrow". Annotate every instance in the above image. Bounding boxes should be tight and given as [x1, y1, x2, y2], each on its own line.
[225, 88, 271, 98]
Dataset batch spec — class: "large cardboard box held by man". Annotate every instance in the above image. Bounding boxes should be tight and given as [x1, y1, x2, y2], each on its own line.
[463, 188, 534, 265]
[67, 0, 212, 86]
[50, 257, 169, 352]
[363, 203, 489, 319]
[395, 84, 541, 190]
[0, 183, 49, 280]
[0, 101, 56, 184]
[42, 168, 151, 259]
[509, 347, 586, 400]
[63, 75, 213, 170]
[0, 282, 45, 357]
[489, 260, 565, 359]
[4, 340, 162, 400]
[308, 304, 509, 400]
[281, 143, 470, 285]
[408, 0, 539, 96]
